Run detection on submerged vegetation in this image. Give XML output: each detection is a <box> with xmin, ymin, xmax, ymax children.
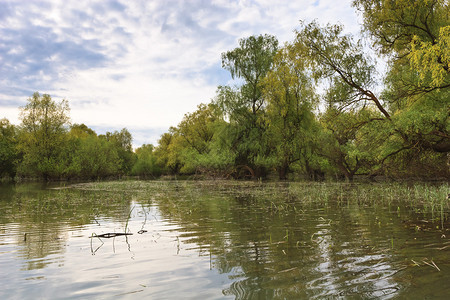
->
<box><xmin>1</xmin><ymin>0</ymin><xmax>449</xmax><ymax>181</ymax></box>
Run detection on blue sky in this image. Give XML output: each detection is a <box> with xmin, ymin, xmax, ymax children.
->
<box><xmin>0</xmin><ymin>0</ymin><xmax>362</xmax><ymax>147</ymax></box>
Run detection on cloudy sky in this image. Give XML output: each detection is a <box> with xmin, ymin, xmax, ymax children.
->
<box><xmin>0</xmin><ymin>0</ymin><xmax>362</xmax><ymax>147</ymax></box>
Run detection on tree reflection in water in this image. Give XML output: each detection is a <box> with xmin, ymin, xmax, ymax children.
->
<box><xmin>0</xmin><ymin>180</ymin><xmax>448</xmax><ymax>299</ymax></box>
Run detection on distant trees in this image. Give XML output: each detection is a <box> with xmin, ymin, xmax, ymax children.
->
<box><xmin>103</xmin><ymin>128</ymin><xmax>134</xmax><ymax>175</ymax></box>
<box><xmin>0</xmin><ymin>118</ymin><xmax>18</xmax><ymax>178</ymax></box>
<box><xmin>152</xmin><ymin>103</ymin><xmax>231</xmax><ymax>176</ymax></box>
<box><xmin>131</xmin><ymin>144</ymin><xmax>161</xmax><ymax>177</ymax></box>
<box><xmin>172</xmin><ymin>103</ymin><xmax>225</xmax><ymax>174</ymax></box>
<box><xmin>68</xmin><ymin>130</ymin><xmax>122</xmax><ymax>179</ymax></box>
<box><xmin>0</xmin><ymin>93</ymin><xmax>139</xmax><ymax>181</ymax></box>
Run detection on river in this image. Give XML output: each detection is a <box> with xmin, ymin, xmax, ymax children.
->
<box><xmin>0</xmin><ymin>180</ymin><xmax>448</xmax><ymax>299</ymax></box>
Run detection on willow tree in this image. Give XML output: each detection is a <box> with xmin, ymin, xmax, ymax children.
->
<box><xmin>319</xmin><ymin>106</ymin><xmax>388</xmax><ymax>181</ymax></box>
<box><xmin>176</xmin><ymin>103</ymin><xmax>219</xmax><ymax>155</ymax></box>
<box><xmin>353</xmin><ymin>0</ymin><xmax>449</xmax><ymax>163</ymax></box>
<box><xmin>294</xmin><ymin>21</ymin><xmax>388</xmax><ymax>118</ymax></box>
<box><xmin>261</xmin><ymin>44</ymin><xmax>318</xmax><ymax>179</ymax></box>
<box><xmin>353</xmin><ymin>0</ymin><xmax>449</xmax><ymax>89</ymax></box>
<box><xmin>172</xmin><ymin>103</ymin><xmax>227</xmax><ymax>174</ymax></box>
<box><xmin>218</xmin><ymin>34</ymin><xmax>278</xmax><ymax>178</ymax></box>
<box><xmin>221</xmin><ymin>34</ymin><xmax>279</xmax><ymax>116</ymax></box>
<box><xmin>154</xmin><ymin>129</ymin><xmax>182</xmax><ymax>175</ymax></box>
<box><xmin>18</xmin><ymin>92</ymin><xmax>70</xmax><ymax>179</ymax></box>
<box><xmin>295</xmin><ymin>17</ymin><xmax>449</xmax><ymax>178</ymax></box>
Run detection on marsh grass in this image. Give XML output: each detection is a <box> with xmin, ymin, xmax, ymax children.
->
<box><xmin>6</xmin><ymin>185</ymin><xmax>132</xmax><ymax>226</ymax></box>
<box><xmin>67</xmin><ymin>180</ymin><xmax>449</xmax><ymax>228</ymax></box>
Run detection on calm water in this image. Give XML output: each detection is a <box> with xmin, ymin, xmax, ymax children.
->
<box><xmin>0</xmin><ymin>180</ymin><xmax>449</xmax><ymax>299</ymax></box>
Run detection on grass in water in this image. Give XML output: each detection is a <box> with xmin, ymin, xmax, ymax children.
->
<box><xmin>69</xmin><ymin>180</ymin><xmax>449</xmax><ymax>228</ymax></box>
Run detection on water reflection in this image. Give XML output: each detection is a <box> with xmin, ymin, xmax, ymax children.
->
<box><xmin>0</xmin><ymin>183</ymin><xmax>133</xmax><ymax>272</ymax></box>
<box><xmin>0</xmin><ymin>181</ymin><xmax>448</xmax><ymax>299</ymax></box>
<box><xmin>148</xmin><ymin>181</ymin><xmax>449</xmax><ymax>299</ymax></box>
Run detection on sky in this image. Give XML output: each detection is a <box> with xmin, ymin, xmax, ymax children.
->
<box><xmin>0</xmin><ymin>0</ymin><xmax>363</xmax><ymax>148</ymax></box>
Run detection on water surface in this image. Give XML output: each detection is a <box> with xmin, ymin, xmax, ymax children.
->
<box><xmin>0</xmin><ymin>181</ymin><xmax>448</xmax><ymax>299</ymax></box>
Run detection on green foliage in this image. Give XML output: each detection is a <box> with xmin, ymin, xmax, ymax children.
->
<box><xmin>131</xmin><ymin>144</ymin><xmax>161</xmax><ymax>177</ymax></box>
<box><xmin>176</xmin><ymin>103</ymin><xmax>219</xmax><ymax>155</ymax></box>
<box><xmin>0</xmin><ymin>118</ymin><xmax>18</xmax><ymax>178</ymax></box>
<box><xmin>70</xmin><ymin>123</ymin><xmax>96</xmax><ymax>138</ymax></box>
<box><xmin>319</xmin><ymin>107</ymin><xmax>386</xmax><ymax>180</ymax></box>
<box><xmin>69</xmin><ymin>135</ymin><xmax>121</xmax><ymax>179</ymax></box>
<box><xmin>410</xmin><ymin>25</ymin><xmax>450</xmax><ymax>88</ymax></box>
<box><xmin>103</xmin><ymin>128</ymin><xmax>135</xmax><ymax>174</ymax></box>
<box><xmin>222</xmin><ymin>34</ymin><xmax>278</xmax><ymax>113</ymax></box>
<box><xmin>3</xmin><ymin>93</ymin><xmax>137</xmax><ymax>180</ymax></box>
<box><xmin>261</xmin><ymin>44</ymin><xmax>318</xmax><ymax>179</ymax></box>
<box><xmin>294</xmin><ymin>21</ymin><xmax>390</xmax><ymax>119</ymax></box>
<box><xmin>154</xmin><ymin>130</ymin><xmax>182</xmax><ymax>175</ymax></box>
<box><xmin>353</xmin><ymin>0</ymin><xmax>448</xmax><ymax>55</ymax></box>
<box><xmin>152</xmin><ymin>103</ymin><xmax>234</xmax><ymax>177</ymax></box>
<box><xmin>17</xmin><ymin>92</ymin><xmax>71</xmax><ymax>179</ymax></box>
<box><xmin>382</xmin><ymin>61</ymin><xmax>450</xmax><ymax>154</ymax></box>
<box><xmin>353</xmin><ymin>0</ymin><xmax>450</xmax><ymax>91</ymax></box>
<box><xmin>389</xmin><ymin>90</ymin><xmax>450</xmax><ymax>158</ymax></box>
<box><xmin>215</xmin><ymin>35</ymin><xmax>279</xmax><ymax>177</ymax></box>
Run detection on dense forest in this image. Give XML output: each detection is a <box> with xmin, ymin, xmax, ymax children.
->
<box><xmin>1</xmin><ymin>0</ymin><xmax>449</xmax><ymax>181</ymax></box>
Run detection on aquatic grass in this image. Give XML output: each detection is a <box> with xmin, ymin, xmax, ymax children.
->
<box><xmin>69</xmin><ymin>180</ymin><xmax>449</xmax><ymax>227</ymax></box>
<box><xmin>7</xmin><ymin>185</ymin><xmax>135</xmax><ymax>227</ymax></box>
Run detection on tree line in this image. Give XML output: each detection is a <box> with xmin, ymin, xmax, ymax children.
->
<box><xmin>1</xmin><ymin>0</ymin><xmax>448</xmax><ymax>181</ymax></box>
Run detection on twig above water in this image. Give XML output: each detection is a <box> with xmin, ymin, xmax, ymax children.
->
<box><xmin>91</xmin><ymin>233</ymin><xmax>133</xmax><ymax>239</ymax></box>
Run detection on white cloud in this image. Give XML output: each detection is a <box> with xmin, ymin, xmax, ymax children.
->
<box><xmin>0</xmin><ymin>0</ymin><xmax>361</xmax><ymax>146</ymax></box>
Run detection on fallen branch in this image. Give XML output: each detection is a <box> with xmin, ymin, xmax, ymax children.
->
<box><xmin>92</xmin><ymin>233</ymin><xmax>133</xmax><ymax>239</ymax></box>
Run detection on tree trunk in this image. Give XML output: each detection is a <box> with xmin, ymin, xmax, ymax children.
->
<box><xmin>337</xmin><ymin>163</ymin><xmax>353</xmax><ymax>182</ymax></box>
<box><xmin>278</xmin><ymin>165</ymin><xmax>288</xmax><ymax>180</ymax></box>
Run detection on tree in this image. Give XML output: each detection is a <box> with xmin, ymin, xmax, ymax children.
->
<box><xmin>319</xmin><ymin>107</ymin><xmax>385</xmax><ymax>181</ymax></box>
<box><xmin>131</xmin><ymin>144</ymin><xmax>161</xmax><ymax>177</ymax></box>
<box><xmin>261</xmin><ymin>44</ymin><xmax>318</xmax><ymax>179</ymax></box>
<box><xmin>18</xmin><ymin>92</ymin><xmax>70</xmax><ymax>179</ymax></box>
<box><xmin>353</xmin><ymin>0</ymin><xmax>448</xmax><ymax>68</ymax></box>
<box><xmin>294</xmin><ymin>18</ymin><xmax>449</xmax><ymax>177</ymax></box>
<box><xmin>173</xmin><ymin>103</ymin><xmax>231</xmax><ymax>175</ymax></box>
<box><xmin>0</xmin><ymin>118</ymin><xmax>18</xmax><ymax>178</ymax></box>
<box><xmin>103</xmin><ymin>128</ymin><xmax>135</xmax><ymax>174</ymax></box>
<box><xmin>353</xmin><ymin>0</ymin><xmax>450</xmax><ymax>154</ymax></box>
<box><xmin>176</xmin><ymin>103</ymin><xmax>219</xmax><ymax>155</ymax></box>
<box><xmin>222</xmin><ymin>34</ymin><xmax>279</xmax><ymax>115</ymax></box>
<box><xmin>353</xmin><ymin>0</ymin><xmax>449</xmax><ymax>92</ymax></box>
<box><xmin>70</xmin><ymin>123</ymin><xmax>97</xmax><ymax>138</ymax></box>
<box><xmin>409</xmin><ymin>25</ymin><xmax>450</xmax><ymax>88</ymax></box>
<box><xmin>294</xmin><ymin>21</ymin><xmax>390</xmax><ymax>118</ymax></box>
<box><xmin>217</xmin><ymin>34</ymin><xmax>279</xmax><ymax>178</ymax></box>
<box><xmin>154</xmin><ymin>130</ymin><xmax>182</xmax><ymax>175</ymax></box>
<box><xmin>70</xmin><ymin>135</ymin><xmax>121</xmax><ymax>179</ymax></box>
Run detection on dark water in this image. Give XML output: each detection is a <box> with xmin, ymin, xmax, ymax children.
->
<box><xmin>0</xmin><ymin>180</ymin><xmax>448</xmax><ymax>299</ymax></box>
